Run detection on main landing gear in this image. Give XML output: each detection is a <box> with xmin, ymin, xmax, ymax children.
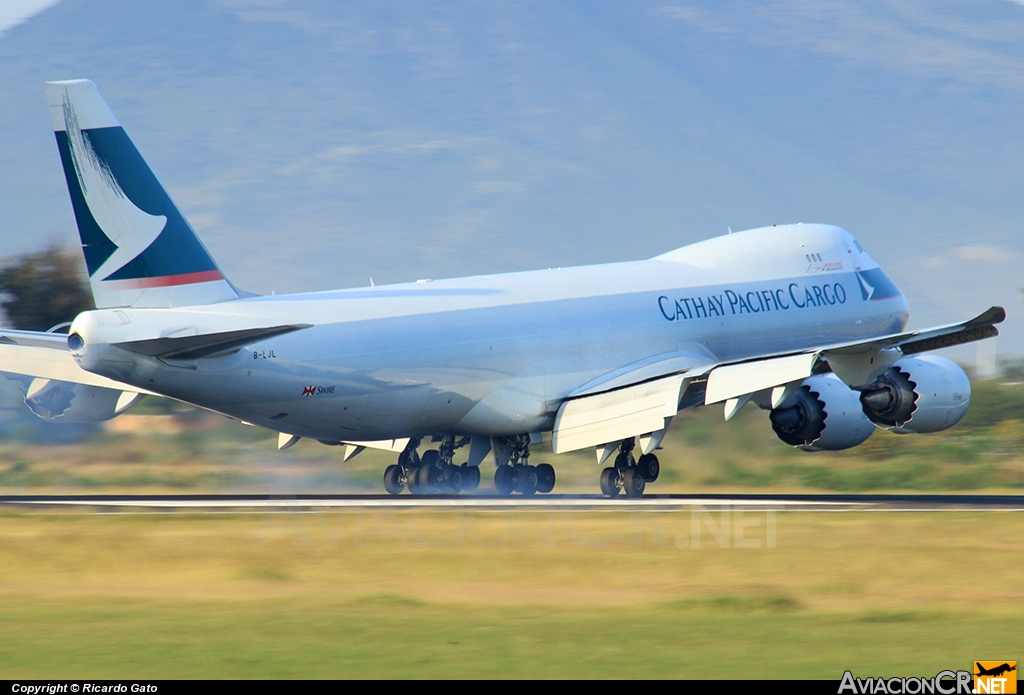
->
<box><xmin>492</xmin><ymin>435</ymin><xmax>555</xmax><ymax>496</ymax></box>
<box><xmin>599</xmin><ymin>437</ymin><xmax>659</xmax><ymax>498</ymax></box>
<box><xmin>383</xmin><ymin>436</ymin><xmax>481</xmax><ymax>496</ymax></box>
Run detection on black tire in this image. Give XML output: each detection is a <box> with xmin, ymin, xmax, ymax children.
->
<box><xmin>614</xmin><ymin>450</ymin><xmax>635</xmax><ymax>470</ymax></box>
<box><xmin>383</xmin><ymin>464</ymin><xmax>405</xmax><ymax>495</ymax></box>
<box><xmin>444</xmin><ymin>465</ymin><xmax>464</xmax><ymax>491</ymax></box>
<box><xmin>461</xmin><ymin>464</ymin><xmax>481</xmax><ymax>490</ymax></box>
<box><xmin>518</xmin><ymin>465</ymin><xmax>538</xmax><ymax>496</ymax></box>
<box><xmin>599</xmin><ymin>467</ymin><xmax>620</xmax><ymax>497</ymax></box>
<box><xmin>637</xmin><ymin>453</ymin><xmax>660</xmax><ymax>482</ymax></box>
<box><xmin>494</xmin><ymin>466</ymin><xmax>515</xmax><ymax>496</ymax></box>
<box><xmin>535</xmin><ymin>463</ymin><xmax>555</xmax><ymax>493</ymax></box>
<box><xmin>416</xmin><ymin>463</ymin><xmax>441</xmax><ymax>492</ymax></box>
<box><xmin>623</xmin><ymin>468</ymin><xmax>646</xmax><ymax>498</ymax></box>
<box><xmin>420</xmin><ymin>449</ymin><xmax>440</xmax><ymax>468</ymax></box>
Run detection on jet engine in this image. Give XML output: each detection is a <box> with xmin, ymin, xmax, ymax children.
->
<box><xmin>769</xmin><ymin>374</ymin><xmax>874</xmax><ymax>451</ymax></box>
<box><xmin>858</xmin><ymin>355</ymin><xmax>970</xmax><ymax>434</ymax></box>
<box><xmin>21</xmin><ymin>378</ymin><xmax>142</xmax><ymax>423</ymax></box>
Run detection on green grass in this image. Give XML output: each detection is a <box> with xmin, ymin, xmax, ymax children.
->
<box><xmin>1</xmin><ymin>596</ymin><xmax>1018</xmax><ymax>678</ymax></box>
<box><xmin>0</xmin><ymin>510</ymin><xmax>1020</xmax><ymax>678</ymax></box>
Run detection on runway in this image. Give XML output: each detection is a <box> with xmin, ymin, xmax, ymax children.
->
<box><xmin>1</xmin><ymin>492</ymin><xmax>1022</xmax><ymax>512</ymax></box>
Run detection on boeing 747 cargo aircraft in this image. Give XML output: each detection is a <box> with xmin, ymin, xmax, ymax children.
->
<box><xmin>0</xmin><ymin>80</ymin><xmax>1004</xmax><ymax>496</ymax></box>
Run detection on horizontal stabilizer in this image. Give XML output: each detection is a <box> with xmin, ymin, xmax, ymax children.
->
<box><xmin>0</xmin><ymin>339</ymin><xmax>149</xmax><ymax>393</ymax></box>
<box><xmin>116</xmin><ymin>324</ymin><xmax>311</xmax><ymax>360</ymax></box>
<box><xmin>0</xmin><ymin>329</ymin><xmax>71</xmax><ymax>351</ymax></box>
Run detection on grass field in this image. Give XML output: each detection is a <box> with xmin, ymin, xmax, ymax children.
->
<box><xmin>0</xmin><ymin>509</ymin><xmax>1020</xmax><ymax>678</ymax></box>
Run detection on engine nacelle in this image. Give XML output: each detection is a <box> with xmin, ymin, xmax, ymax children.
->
<box><xmin>23</xmin><ymin>378</ymin><xmax>142</xmax><ymax>423</ymax></box>
<box><xmin>770</xmin><ymin>374</ymin><xmax>874</xmax><ymax>451</ymax></box>
<box><xmin>858</xmin><ymin>355</ymin><xmax>970</xmax><ymax>434</ymax></box>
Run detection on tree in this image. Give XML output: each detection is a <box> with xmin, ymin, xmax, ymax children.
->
<box><xmin>0</xmin><ymin>246</ymin><xmax>95</xmax><ymax>331</ymax></box>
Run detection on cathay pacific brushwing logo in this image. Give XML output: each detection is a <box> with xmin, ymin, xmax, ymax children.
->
<box><xmin>855</xmin><ymin>268</ymin><xmax>902</xmax><ymax>302</ymax></box>
<box><xmin>62</xmin><ymin>94</ymin><xmax>166</xmax><ymax>281</ymax></box>
<box><xmin>857</xmin><ymin>271</ymin><xmax>876</xmax><ymax>300</ymax></box>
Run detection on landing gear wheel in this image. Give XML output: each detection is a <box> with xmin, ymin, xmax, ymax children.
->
<box><xmin>416</xmin><ymin>463</ymin><xmax>442</xmax><ymax>493</ymax></box>
<box><xmin>406</xmin><ymin>469</ymin><xmax>422</xmax><ymax>495</ymax></box>
<box><xmin>623</xmin><ymin>468</ymin><xmax>646</xmax><ymax>498</ymax></box>
<box><xmin>420</xmin><ymin>449</ymin><xmax>440</xmax><ymax>468</ymax></box>
<box><xmin>637</xmin><ymin>453</ymin><xmax>660</xmax><ymax>482</ymax></box>
<box><xmin>443</xmin><ymin>465</ymin><xmax>464</xmax><ymax>492</ymax></box>
<box><xmin>383</xmin><ymin>464</ymin><xmax>405</xmax><ymax>495</ymax></box>
<box><xmin>518</xmin><ymin>465</ymin><xmax>539</xmax><ymax>496</ymax></box>
<box><xmin>461</xmin><ymin>464</ymin><xmax>480</xmax><ymax>490</ymax></box>
<box><xmin>535</xmin><ymin>463</ymin><xmax>555</xmax><ymax>493</ymax></box>
<box><xmin>494</xmin><ymin>466</ymin><xmax>515</xmax><ymax>496</ymax></box>
<box><xmin>600</xmin><ymin>467</ymin><xmax>621</xmax><ymax>497</ymax></box>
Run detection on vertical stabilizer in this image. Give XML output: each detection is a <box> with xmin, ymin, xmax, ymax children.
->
<box><xmin>44</xmin><ymin>79</ymin><xmax>239</xmax><ymax>309</ymax></box>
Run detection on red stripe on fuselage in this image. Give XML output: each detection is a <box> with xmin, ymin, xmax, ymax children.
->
<box><xmin>102</xmin><ymin>269</ymin><xmax>224</xmax><ymax>289</ymax></box>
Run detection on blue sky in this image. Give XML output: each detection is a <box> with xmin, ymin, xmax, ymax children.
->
<box><xmin>1</xmin><ymin>0</ymin><xmax>1022</xmax><ymax>359</ymax></box>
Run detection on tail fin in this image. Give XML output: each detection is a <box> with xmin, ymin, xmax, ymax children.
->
<box><xmin>44</xmin><ymin>79</ymin><xmax>238</xmax><ymax>309</ymax></box>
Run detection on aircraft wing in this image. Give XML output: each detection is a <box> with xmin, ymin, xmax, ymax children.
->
<box><xmin>815</xmin><ymin>305</ymin><xmax>1005</xmax><ymax>357</ymax></box>
<box><xmin>704</xmin><ymin>305</ymin><xmax>1005</xmax><ymax>404</ymax></box>
<box><xmin>550</xmin><ymin>306</ymin><xmax>1004</xmax><ymax>454</ymax></box>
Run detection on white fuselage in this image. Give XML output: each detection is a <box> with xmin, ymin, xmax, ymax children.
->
<box><xmin>69</xmin><ymin>224</ymin><xmax>909</xmax><ymax>441</ymax></box>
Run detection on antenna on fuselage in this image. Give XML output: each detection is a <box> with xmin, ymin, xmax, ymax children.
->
<box><xmin>728</xmin><ymin>227</ymin><xmax>732</xmax><ymax>235</ymax></box>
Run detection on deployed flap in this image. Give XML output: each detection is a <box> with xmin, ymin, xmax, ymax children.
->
<box><xmin>116</xmin><ymin>324</ymin><xmax>311</xmax><ymax>360</ymax></box>
<box><xmin>0</xmin><ymin>341</ymin><xmax>148</xmax><ymax>393</ymax></box>
<box><xmin>340</xmin><ymin>438</ymin><xmax>410</xmax><ymax>454</ymax></box>
<box><xmin>704</xmin><ymin>353</ymin><xmax>818</xmax><ymax>405</ymax></box>
<box><xmin>552</xmin><ymin>374</ymin><xmax>686</xmax><ymax>454</ymax></box>
<box><xmin>278</xmin><ymin>433</ymin><xmax>301</xmax><ymax>450</ymax></box>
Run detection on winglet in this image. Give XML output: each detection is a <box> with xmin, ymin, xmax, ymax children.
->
<box><xmin>964</xmin><ymin>306</ymin><xmax>1006</xmax><ymax>328</ymax></box>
